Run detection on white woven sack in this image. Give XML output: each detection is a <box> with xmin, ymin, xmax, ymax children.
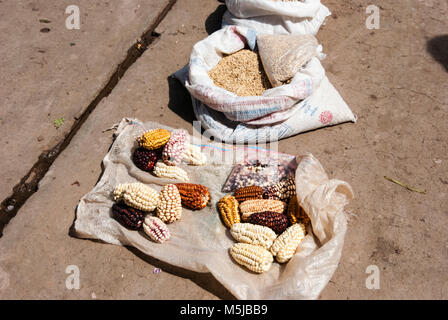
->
<box><xmin>185</xmin><ymin>25</ymin><xmax>325</xmax><ymax>124</ymax></box>
<box><xmin>223</xmin><ymin>0</ymin><xmax>331</xmax><ymax>35</ymax></box>
<box><xmin>175</xmin><ymin>66</ymin><xmax>356</xmax><ymax>144</ymax></box>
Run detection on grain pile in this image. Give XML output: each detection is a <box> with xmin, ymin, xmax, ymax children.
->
<box><xmin>208</xmin><ymin>49</ymin><xmax>271</xmax><ymax>97</ymax></box>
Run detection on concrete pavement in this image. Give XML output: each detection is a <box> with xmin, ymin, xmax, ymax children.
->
<box><xmin>0</xmin><ymin>0</ymin><xmax>447</xmax><ymax>299</ymax></box>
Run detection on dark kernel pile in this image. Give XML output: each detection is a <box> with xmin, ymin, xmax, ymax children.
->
<box><xmin>112</xmin><ymin>203</ymin><xmax>145</xmax><ymax>230</ymax></box>
<box><xmin>248</xmin><ymin>211</ymin><xmax>289</xmax><ymax>234</ymax></box>
<box><xmin>132</xmin><ymin>147</ymin><xmax>159</xmax><ymax>172</ymax></box>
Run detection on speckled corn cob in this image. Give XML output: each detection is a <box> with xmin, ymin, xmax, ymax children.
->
<box><xmin>270</xmin><ymin>223</ymin><xmax>306</xmax><ymax>263</ymax></box>
<box><xmin>153</xmin><ymin>161</ymin><xmax>189</xmax><ymax>181</ymax></box>
<box><xmin>156</xmin><ymin>184</ymin><xmax>182</xmax><ymax>223</ymax></box>
<box><xmin>182</xmin><ymin>144</ymin><xmax>207</xmax><ymax>166</ymax></box>
<box><xmin>263</xmin><ymin>178</ymin><xmax>296</xmax><ymax>201</ymax></box>
<box><xmin>230</xmin><ymin>223</ymin><xmax>277</xmax><ymax>249</ymax></box>
<box><xmin>112</xmin><ymin>203</ymin><xmax>145</xmax><ymax>230</ymax></box>
<box><xmin>175</xmin><ymin>183</ymin><xmax>210</xmax><ymax>210</ymax></box>
<box><xmin>162</xmin><ymin>129</ymin><xmax>189</xmax><ymax>166</ymax></box>
<box><xmin>143</xmin><ymin>216</ymin><xmax>171</xmax><ymax>243</ymax></box>
<box><xmin>239</xmin><ymin>199</ymin><xmax>286</xmax><ymax>221</ymax></box>
<box><xmin>248</xmin><ymin>211</ymin><xmax>289</xmax><ymax>234</ymax></box>
<box><xmin>137</xmin><ymin>128</ymin><xmax>171</xmax><ymax>151</ymax></box>
<box><xmin>230</xmin><ymin>243</ymin><xmax>273</xmax><ymax>274</ymax></box>
<box><xmin>218</xmin><ymin>195</ymin><xmax>240</xmax><ymax>228</ymax></box>
<box><xmin>286</xmin><ymin>196</ymin><xmax>310</xmax><ymax>226</ymax></box>
<box><xmin>113</xmin><ymin>183</ymin><xmax>159</xmax><ymax>212</ymax></box>
<box><xmin>132</xmin><ymin>147</ymin><xmax>159</xmax><ymax>172</ymax></box>
<box><xmin>234</xmin><ymin>186</ymin><xmax>263</xmax><ymax>203</ymax></box>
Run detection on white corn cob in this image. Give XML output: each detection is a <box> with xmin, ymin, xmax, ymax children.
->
<box><xmin>113</xmin><ymin>183</ymin><xmax>159</xmax><ymax>212</ymax></box>
<box><xmin>239</xmin><ymin>199</ymin><xmax>286</xmax><ymax>221</ymax></box>
<box><xmin>230</xmin><ymin>223</ymin><xmax>277</xmax><ymax>249</ymax></box>
<box><xmin>156</xmin><ymin>184</ymin><xmax>182</xmax><ymax>223</ymax></box>
<box><xmin>270</xmin><ymin>223</ymin><xmax>306</xmax><ymax>263</ymax></box>
<box><xmin>153</xmin><ymin>161</ymin><xmax>189</xmax><ymax>181</ymax></box>
<box><xmin>230</xmin><ymin>243</ymin><xmax>273</xmax><ymax>274</ymax></box>
<box><xmin>182</xmin><ymin>144</ymin><xmax>206</xmax><ymax>166</ymax></box>
<box><xmin>143</xmin><ymin>216</ymin><xmax>171</xmax><ymax>243</ymax></box>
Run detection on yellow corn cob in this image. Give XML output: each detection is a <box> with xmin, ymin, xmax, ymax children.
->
<box><xmin>218</xmin><ymin>195</ymin><xmax>240</xmax><ymax>228</ymax></box>
<box><xmin>230</xmin><ymin>243</ymin><xmax>273</xmax><ymax>274</ymax></box>
<box><xmin>239</xmin><ymin>199</ymin><xmax>286</xmax><ymax>221</ymax></box>
<box><xmin>230</xmin><ymin>223</ymin><xmax>277</xmax><ymax>249</ymax></box>
<box><xmin>270</xmin><ymin>223</ymin><xmax>306</xmax><ymax>263</ymax></box>
<box><xmin>137</xmin><ymin>128</ymin><xmax>171</xmax><ymax>150</ymax></box>
<box><xmin>156</xmin><ymin>184</ymin><xmax>182</xmax><ymax>223</ymax></box>
<box><xmin>153</xmin><ymin>161</ymin><xmax>189</xmax><ymax>181</ymax></box>
<box><xmin>287</xmin><ymin>196</ymin><xmax>311</xmax><ymax>226</ymax></box>
<box><xmin>113</xmin><ymin>183</ymin><xmax>159</xmax><ymax>212</ymax></box>
<box><xmin>182</xmin><ymin>144</ymin><xmax>207</xmax><ymax>166</ymax></box>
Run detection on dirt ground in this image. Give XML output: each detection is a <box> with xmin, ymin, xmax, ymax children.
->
<box><xmin>0</xmin><ymin>0</ymin><xmax>447</xmax><ymax>299</ymax></box>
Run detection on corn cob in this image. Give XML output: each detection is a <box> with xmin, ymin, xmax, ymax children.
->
<box><xmin>143</xmin><ymin>216</ymin><xmax>171</xmax><ymax>243</ymax></box>
<box><xmin>230</xmin><ymin>223</ymin><xmax>277</xmax><ymax>249</ymax></box>
<box><xmin>286</xmin><ymin>195</ymin><xmax>310</xmax><ymax>226</ymax></box>
<box><xmin>132</xmin><ymin>147</ymin><xmax>159</xmax><ymax>172</ymax></box>
<box><xmin>182</xmin><ymin>144</ymin><xmax>207</xmax><ymax>166</ymax></box>
<box><xmin>270</xmin><ymin>223</ymin><xmax>306</xmax><ymax>263</ymax></box>
<box><xmin>218</xmin><ymin>195</ymin><xmax>240</xmax><ymax>228</ymax></box>
<box><xmin>239</xmin><ymin>199</ymin><xmax>286</xmax><ymax>221</ymax></box>
<box><xmin>175</xmin><ymin>183</ymin><xmax>210</xmax><ymax>210</ymax></box>
<box><xmin>234</xmin><ymin>186</ymin><xmax>263</xmax><ymax>203</ymax></box>
<box><xmin>112</xmin><ymin>203</ymin><xmax>145</xmax><ymax>230</ymax></box>
<box><xmin>248</xmin><ymin>211</ymin><xmax>289</xmax><ymax>234</ymax></box>
<box><xmin>156</xmin><ymin>184</ymin><xmax>182</xmax><ymax>223</ymax></box>
<box><xmin>230</xmin><ymin>243</ymin><xmax>273</xmax><ymax>274</ymax></box>
<box><xmin>113</xmin><ymin>183</ymin><xmax>159</xmax><ymax>212</ymax></box>
<box><xmin>137</xmin><ymin>128</ymin><xmax>171</xmax><ymax>151</ymax></box>
<box><xmin>153</xmin><ymin>161</ymin><xmax>189</xmax><ymax>181</ymax></box>
<box><xmin>162</xmin><ymin>129</ymin><xmax>189</xmax><ymax>166</ymax></box>
<box><xmin>263</xmin><ymin>178</ymin><xmax>296</xmax><ymax>201</ymax></box>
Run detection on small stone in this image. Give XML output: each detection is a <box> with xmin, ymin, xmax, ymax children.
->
<box><xmin>153</xmin><ymin>268</ymin><xmax>161</xmax><ymax>274</ymax></box>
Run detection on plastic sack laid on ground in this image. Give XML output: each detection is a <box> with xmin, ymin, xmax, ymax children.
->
<box><xmin>73</xmin><ymin>118</ymin><xmax>354</xmax><ymax>300</ymax></box>
<box><xmin>222</xmin><ymin>0</ymin><xmax>331</xmax><ymax>35</ymax></box>
<box><xmin>186</xmin><ymin>25</ymin><xmax>325</xmax><ymax>125</ymax></box>
<box><xmin>175</xmin><ymin>25</ymin><xmax>356</xmax><ymax>144</ymax></box>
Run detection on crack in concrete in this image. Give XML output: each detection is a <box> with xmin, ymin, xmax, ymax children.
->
<box><xmin>0</xmin><ymin>0</ymin><xmax>178</xmax><ymax>237</ymax></box>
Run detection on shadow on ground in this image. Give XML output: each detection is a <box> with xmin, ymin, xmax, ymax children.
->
<box><xmin>167</xmin><ymin>76</ymin><xmax>196</xmax><ymax>124</ymax></box>
<box><xmin>127</xmin><ymin>246</ymin><xmax>236</xmax><ymax>300</ymax></box>
<box><xmin>205</xmin><ymin>3</ymin><xmax>227</xmax><ymax>35</ymax></box>
<box><xmin>427</xmin><ymin>35</ymin><xmax>448</xmax><ymax>72</ymax></box>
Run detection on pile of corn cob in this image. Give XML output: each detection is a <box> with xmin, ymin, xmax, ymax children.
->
<box><xmin>218</xmin><ymin>179</ymin><xmax>310</xmax><ymax>274</ymax></box>
<box><xmin>111</xmin><ymin>179</ymin><xmax>210</xmax><ymax>243</ymax></box>
<box><xmin>132</xmin><ymin>128</ymin><xmax>207</xmax><ymax>181</ymax></box>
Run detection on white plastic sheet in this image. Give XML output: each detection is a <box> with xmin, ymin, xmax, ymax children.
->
<box><xmin>73</xmin><ymin>118</ymin><xmax>354</xmax><ymax>300</ymax></box>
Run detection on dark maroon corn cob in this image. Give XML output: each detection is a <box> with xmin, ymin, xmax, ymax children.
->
<box><xmin>132</xmin><ymin>147</ymin><xmax>158</xmax><ymax>172</ymax></box>
<box><xmin>112</xmin><ymin>203</ymin><xmax>145</xmax><ymax>230</ymax></box>
<box><xmin>248</xmin><ymin>211</ymin><xmax>289</xmax><ymax>234</ymax></box>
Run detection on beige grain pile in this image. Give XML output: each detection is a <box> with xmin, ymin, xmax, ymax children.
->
<box><xmin>208</xmin><ymin>49</ymin><xmax>271</xmax><ymax>97</ymax></box>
